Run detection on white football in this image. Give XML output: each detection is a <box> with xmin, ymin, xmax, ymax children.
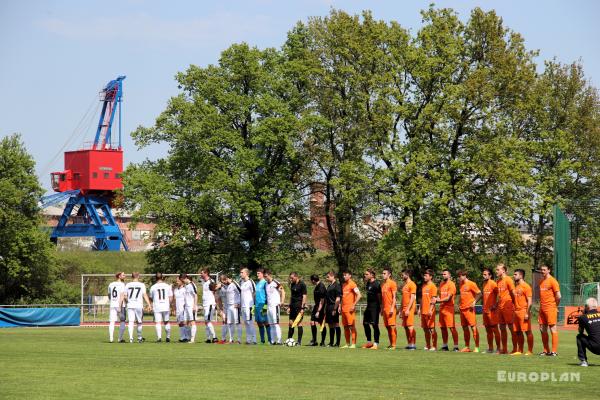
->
<box><xmin>285</xmin><ymin>338</ymin><xmax>296</xmax><ymax>347</ymax></box>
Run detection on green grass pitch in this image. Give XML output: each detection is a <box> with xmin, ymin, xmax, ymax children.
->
<box><xmin>0</xmin><ymin>325</ymin><xmax>597</xmax><ymax>399</ymax></box>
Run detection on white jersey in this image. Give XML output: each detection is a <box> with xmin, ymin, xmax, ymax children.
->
<box><xmin>240</xmin><ymin>279</ymin><xmax>256</xmax><ymax>308</ymax></box>
<box><xmin>266</xmin><ymin>280</ymin><xmax>281</xmax><ymax>307</ymax></box>
<box><xmin>108</xmin><ymin>281</ymin><xmax>125</xmax><ymax>308</ymax></box>
<box><xmin>225</xmin><ymin>281</ymin><xmax>241</xmax><ymax>306</ymax></box>
<box><xmin>149</xmin><ymin>282</ymin><xmax>173</xmax><ymax>313</ymax></box>
<box><xmin>201</xmin><ymin>278</ymin><xmax>216</xmax><ymax>307</ymax></box>
<box><xmin>125</xmin><ymin>281</ymin><xmax>146</xmax><ymax>309</ymax></box>
<box><xmin>184</xmin><ymin>282</ymin><xmax>197</xmax><ymax>308</ymax></box>
<box><xmin>174</xmin><ymin>286</ymin><xmax>186</xmax><ymax>314</ymax></box>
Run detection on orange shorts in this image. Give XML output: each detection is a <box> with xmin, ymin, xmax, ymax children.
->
<box><xmin>439</xmin><ymin>309</ymin><xmax>455</xmax><ymax>328</ymax></box>
<box><xmin>497</xmin><ymin>306</ymin><xmax>514</xmax><ymax>325</ymax></box>
<box><xmin>401</xmin><ymin>308</ymin><xmax>415</xmax><ymax>327</ymax></box>
<box><xmin>459</xmin><ymin>308</ymin><xmax>476</xmax><ymax>327</ymax></box>
<box><xmin>382</xmin><ymin>309</ymin><xmax>397</xmax><ymax>327</ymax></box>
<box><xmin>513</xmin><ymin>310</ymin><xmax>531</xmax><ymax>332</ymax></box>
<box><xmin>341</xmin><ymin>311</ymin><xmax>355</xmax><ymax>326</ymax></box>
<box><xmin>421</xmin><ymin>312</ymin><xmax>436</xmax><ymax>329</ymax></box>
<box><xmin>483</xmin><ymin>310</ymin><xmax>499</xmax><ymax>326</ymax></box>
<box><xmin>538</xmin><ymin>307</ymin><xmax>558</xmax><ymax>326</ymax></box>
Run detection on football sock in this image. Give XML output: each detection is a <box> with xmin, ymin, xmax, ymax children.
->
<box><xmin>551</xmin><ymin>331</ymin><xmax>558</xmax><ymax>353</ymax></box>
<box><xmin>364</xmin><ymin>323</ymin><xmax>372</xmax><ymax>342</ymax></box>
<box><xmin>155</xmin><ymin>323</ymin><xmax>162</xmax><ymax>340</ymax></box>
<box><xmin>227</xmin><ymin>324</ymin><xmax>235</xmax><ymax>341</ymax></box>
<box><xmin>473</xmin><ymin>327</ymin><xmax>479</xmax><ymax>348</ymax></box>
<box><xmin>493</xmin><ymin>326</ymin><xmax>500</xmax><ymax>349</ymax></box>
<box><xmin>335</xmin><ymin>327</ymin><xmax>341</xmax><ymax>346</ymax></box>
<box><xmin>311</xmin><ymin>325</ymin><xmax>317</xmax><ymax>342</ymax></box>
<box><xmin>486</xmin><ymin>328</ymin><xmax>493</xmax><ymax>349</ymax></box>
<box><xmin>526</xmin><ymin>331</ymin><xmax>534</xmax><ymax>352</ymax></box>
<box><xmin>541</xmin><ymin>330</ymin><xmax>549</xmax><ymax>353</ymax></box>
<box><xmin>450</xmin><ymin>327</ymin><xmax>458</xmax><ymax>346</ymax></box>
<box><xmin>274</xmin><ymin>324</ymin><xmax>282</xmax><ymax>343</ymax></box>
<box><xmin>259</xmin><ymin>325</ymin><xmax>265</xmax><ymax>342</ymax></box>
<box><xmin>118</xmin><ymin>321</ymin><xmax>125</xmax><ymax>341</ymax></box>
<box><xmin>208</xmin><ymin>322</ymin><xmax>215</xmax><ymax>340</ymax></box>
<box><xmin>221</xmin><ymin>324</ymin><xmax>228</xmax><ymax>341</ymax></box>
<box><xmin>373</xmin><ymin>325</ymin><xmax>380</xmax><ymax>344</ymax></box>
<box><xmin>344</xmin><ymin>327</ymin><xmax>351</xmax><ymax>344</ymax></box>
<box><xmin>329</xmin><ymin>327</ymin><xmax>334</xmax><ymax>345</ymax></box>
<box><xmin>236</xmin><ymin>324</ymin><xmax>242</xmax><ymax>341</ymax></box>
<box><xmin>320</xmin><ymin>327</ymin><xmax>327</xmax><ymax>345</ymax></box>
<box><xmin>463</xmin><ymin>327</ymin><xmax>471</xmax><ymax>347</ymax></box>
<box><xmin>432</xmin><ymin>330</ymin><xmax>438</xmax><ymax>348</ymax></box>
<box><xmin>424</xmin><ymin>329</ymin><xmax>430</xmax><ymax>348</ymax></box>
<box><xmin>164</xmin><ymin>323</ymin><xmax>171</xmax><ymax>339</ymax></box>
<box><xmin>288</xmin><ymin>326</ymin><xmax>295</xmax><ymax>339</ymax></box>
<box><xmin>109</xmin><ymin>321</ymin><xmax>115</xmax><ymax>341</ymax></box>
<box><xmin>266</xmin><ymin>324</ymin><xmax>272</xmax><ymax>343</ymax></box>
<box><xmin>500</xmin><ymin>326</ymin><xmax>508</xmax><ymax>352</ymax></box>
<box><xmin>137</xmin><ymin>324</ymin><xmax>143</xmax><ymax>340</ymax></box>
<box><xmin>441</xmin><ymin>327</ymin><xmax>448</xmax><ymax>345</ymax></box>
<box><xmin>128</xmin><ymin>321</ymin><xmax>134</xmax><ymax>340</ymax></box>
<box><xmin>297</xmin><ymin>326</ymin><xmax>303</xmax><ymax>344</ymax></box>
<box><xmin>190</xmin><ymin>325</ymin><xmax>196</xmax><ymax>341</ymax></box>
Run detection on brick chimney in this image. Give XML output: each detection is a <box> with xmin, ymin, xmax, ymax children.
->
<box><xmin>310</xmin><ymin>182</ymin><xmax>332</xmax><ymax>251</ymax></box>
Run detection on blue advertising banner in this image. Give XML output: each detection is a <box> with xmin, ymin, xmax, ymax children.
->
<box><xmin>0</xmin><ymin>308</ymin><xmax>80</xmax><ymax>328</ymax></box>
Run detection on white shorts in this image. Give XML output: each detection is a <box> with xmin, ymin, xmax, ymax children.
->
<box><xmin>241</xmin><ymin>306</ymin><xmax>253</xmax><ymax>322</ymax></box>
<box><xmin>226</xmin><ymin>306</ymin><xmax>240</xmax><ymax>324</ymax></box>
<box><xmin>183</xmin><ymin>307</ymin><xmax>196</xmax><ymax>322</ymax></box>
<box><xmin>203</xmin><ymin>304</ymin><xmax>216</xmax><ymax>322</ymax></box>
<box><xmin>127</xmin><ymin>308</ymin><xmax>143</xmax><ymax>323</ymax></box>
<box><xmin>109</xmin><ymin>307</ymin><xmax>126</xmax><ymax>322</ymax></box>
<box><xmin>267</xmin><ymin>305</ymin><xmax>280</xmax><ymax>324</ymax></box>
<box><xmin>154</xmin><ymin>311</ymin><xmax>170</xmax><ymax>323</ymax></box>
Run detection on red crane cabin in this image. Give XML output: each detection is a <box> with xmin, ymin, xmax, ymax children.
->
<box><xmin>51</xmin><ymin>148</ymin><xmax>123</xmax><ymax>194</ymax></box>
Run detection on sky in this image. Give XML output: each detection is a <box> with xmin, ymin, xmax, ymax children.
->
<box><xmin>1</xmin><ymin>0</ymin><xmax>599</xmax><ymax>193</ymax></box>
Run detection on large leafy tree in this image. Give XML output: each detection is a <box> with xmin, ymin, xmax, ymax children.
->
<box><xmin>124</xmin><ymin>44</ymin><xmax>311</xmax><ymax>272</ymax></box>
<box><xmin>521</xmin><ymin>60</ymin><xmax>600</xmax><ymax>274</ymax></box>
<box><xmin>0</xmin><ymin>134</ymin><xmax>56</xmax><ymax>302</ymax></box>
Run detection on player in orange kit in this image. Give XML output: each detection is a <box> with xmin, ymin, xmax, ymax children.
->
<box><xmin>341</xmin><ymin>270</ymin><xmax>361</xmax><ymax>349</ymax></box>
<box><xmin>538</xmin><ymin>265</ymin><xmax>561</xmax><ymax>356</ymax></box>
<box><xmin>421</xmin><ymin>269</ymin><xmax>438</xmax><ymax>351</ymax></box>
<box><xmin>381</xmin><ymin>267</ymin><xmax>398</xmax><ymax>350</ymax></box>
<box><xmin>512</xmin><ymin>269</ymin><xmax>533</xmax><ymax>355</ymax></box>
<box><xmin>481</xmin><ymin>268</ymin><xmax>501</xmax><ymax>353</ymax></box>
<box><xmin>401</xmin><ymin>269</ymin><xmax>417</xmax><ymax>350</ymax></box>
<box><xmin>438</xmin><ymin>269</ymin><xmax>459</xmax><ymax>351</ymax></box>
<box><xmin>496</xmin><ymin>264</ymin><xmax>516</xmax><ymax>354</ymax></box>
<box><xmin>457</xmin><ymin>270</ymin><xmax>482</xmax><ymax>353</ymax></box>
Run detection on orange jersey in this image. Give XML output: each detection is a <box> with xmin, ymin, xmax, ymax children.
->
<box><xmin>341</xmin><ymin>279</ymin><xmax>358</xmax><ymax>312</ymax></box>
<box><xmin>482</xmin><ymin>279</ymin><xmax>498</xmax><ymax>313</ymax></box>
<box><xmin>401</xmin><ymin>280</ymin><xmax>417</xmax><ymax>311</ymax></box>
<box><xmin>438</xmin><ymin>280</ymin><xmax>456</xmax><ymax>311</ymax></box>
<box><xmin>381</xmin><ymin>279</ymin><xmax>398</xmax><ymax>308</ymax></box>
<box><xmin>539</xmin><ymin>276</ymin><xmax>560</xmax><ymax>309</ymax></box>
<box><xmin>496</xmin><ymin>276</ymin><xmax>515</xmax><ymax>309</ymax></box>
<box><xmin>421</xmin><ymin>282</ymin><xmax>437</xmax><ymax>315</ymax></box>
<box><xmin>459</xmin><ymin>279</ymin><xmax>481</xmax><ymax>310</ymax></box>
<box><xmin>514</xmin><ymin>281</ymin><xmax>532</xmax><ymax>311</ymax></box>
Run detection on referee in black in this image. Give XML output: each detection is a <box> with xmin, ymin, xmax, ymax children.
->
<box><xmin>325</xmin><ymin>271</ymin><xmax>342</xmax><ymax>347</ymax></box>
<box><xmin>309</xmin><ymin>274</ymin><xmax>327</xmax><ymax>346</ymax></box>
<box><xmin>577</xmin><ymin>297</ymin><xmax>600</xmax><ymax>367</ymax></box>
<box><xmin>363</xmin><ymin>268</ymin><xmax>382</xmax><ymax>349</ymax></box>
<box><xmin>287</xmin><ymin>272</ymin><xmax>307</xmax><ymax>345</ymax></box>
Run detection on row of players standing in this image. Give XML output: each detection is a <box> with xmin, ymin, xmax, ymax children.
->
<box><xmin>106</xmin><ymin>263</ymin><xmax>561</xmax><ymax>355</ymax></box>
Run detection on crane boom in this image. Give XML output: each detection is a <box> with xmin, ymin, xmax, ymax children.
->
<box><xmin>92</xmin><ymin>75</ymin><xmax>126</xmax><ymax>150</ymax></box>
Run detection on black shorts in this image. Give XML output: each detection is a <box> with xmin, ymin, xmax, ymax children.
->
<box><xmin>310</xmin><ymin>306</ymin><xmax>326</xmax><ymax>323</ymax></box>
<box><xmin>289</xmin><ymin>306</ymin><xmax>304</xmax><ymax>322</ymax></box>
<box><xmin>325</xmin><ymin>304</ymin><xmax>339</xmax><ymax>324</ymax></box>
<box><xmin>363</xmin><ymin>307</ymin><xmax>380</xmax><ymax>325</ymax></box>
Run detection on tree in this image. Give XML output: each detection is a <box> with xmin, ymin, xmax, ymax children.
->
<box><xmin>285</xmin><ymin>10</ymin><xmax>405</xmax><ymax>271</ymax></box>
<box><xmin>0</xmin><ymin>134</ymin><xmax>56</xmax><ymax>303</ymax></box>
<box><xmin>124</xmin><ymin>43</ymin><xmax>312</xmax><ymax>273</ymax></box>
<box><xmin>521</xmin><ymin>60</ymin><xmax>600</xmax><ymax>273</ymax></box>
<box><xmin>372</xmin><ymin>7</ymin><xmax>537</xmax><ymax>272</ymax></box>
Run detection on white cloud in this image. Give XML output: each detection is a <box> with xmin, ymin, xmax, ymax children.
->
<box><xmin>35</xmin><ymin>12</ymin><xmax>274</xmax><ymax>48</ymax></box>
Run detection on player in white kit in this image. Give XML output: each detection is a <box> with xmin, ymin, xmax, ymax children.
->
<box><xmin>149</xmin><ymin>272</ymin><xmax>173</xmax><ymax>342</ymax></box>
<box><xmin>240</xmin><ymin>267</ymin><xmax>257</xmax><ymax>344</ymax></box>
<box><xmin>124</xmin><ymin>272</ymin><xmax>152</xmax><ymax>343</ymax></box>
<box><xmin>265</xmin><ymin>269</ymin><xmax>286</xmax><ymax>345</ymax></box>
<box><xmin>200</xmin><ymin>268</ymin><xmax>218</xmax><ymax>343</ymax></box>
<box><xmin>182</xmin><ymin>274</ymin><xmax>198</xmax><ymax>343</ymax></box>
<box><xmin>173</xmin><ymin>275</ymin><xmax>188</xmax><ymax>342</ymax></box>
<box><xmin>217</xmin><ymin>276</ymin><xmax>231</xmax><ymax>343</ymax></box>
<box><xmin>223</xmin><ymin>274</ymin><xmax>242</xmax><ymax>344</ymax></box>
<box><xmin>108</xmin><ymin>272</ymin><xmax>126</xmax><ymax>343</ymax></box>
